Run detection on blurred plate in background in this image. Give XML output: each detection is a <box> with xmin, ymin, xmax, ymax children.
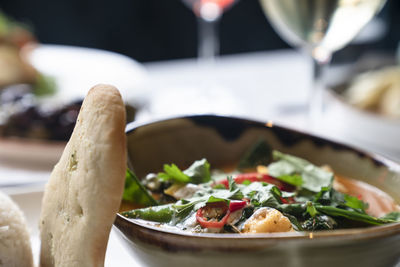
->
<box><xmin>322</xmin><ymin>62</ymin><xmax>400</xmax><ymax>161</ymax></box>
<box><xmin>29</xmin><ymin>44</ymin><xmax>149</xmax><ymax>105</ymax></box>
<box><xmin>0</xmin><ymin>44</ymin><xmax>148</xmax><ymax>169</ymax></box>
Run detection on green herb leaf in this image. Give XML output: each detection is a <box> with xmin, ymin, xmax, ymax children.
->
<box><xmin>122</xmin><ymin>204</ymin><xmax>174</xmax><ymax>223</ymax></box>
<box><xmin>316</xmin><ymin>205</ymin><xmax>395</xmax><ymax>225</ymax></box>
<box><xmin>183</xmin><ymin>158</ymin><xmax>211</xmax><ymax>184</ymax></box>
<box><xmin>306</xmin><ymin>201</ymin><xmax>318</xmax><ymax>217</ymax></box>
<box><xmin>238</xmin><ymin>140</ymin><xmax>272</xmax><ymax>169</ymax></box>
<box><xmin>301</xmin><ymin>214</ymin><xmax>337</xmax><ymax>230</ymax></box>
<box><xmin>158</xmin><ymin>164</ymin><xmax>190</xmax><ymax>183</ymax></box>
<box><xmin>269</xmin><ymin>150</ymin><xmax>333</xmax><ymax>192</ymax></box>
<box><xmin>380</xmin><ymin>211</ymin><xmax>400</xmax><ymax>222</ymax></box>
<box><xmin>123</xmin><ymin>169</ymin><xmax>158</xmax><ymax>206</ymax></box>
<box><xmin>174</xmin><ymin>198</ymin><xmax>206</xmax><ymax>222</ymax></box>
<box><xmin>277</xmin><ymin>174</ymin><xmax>303</xmax><ymax>186</ymax></box>
<box><xmin>343</xmin><ymin>194</ymin><xmax>368</xmax><ymax>212</ymax></box>
<box><xmin>242</xmin><ymin>182</ymin><xmax>282</xmax><ymax>208</ymax></box>
<box><xmin>279</xmin><ymin>203</ymin><xmax>307</xmax><ymax>217</ymax></box>
<box><xmin>158</xmin><ymin>159</ymin><xmax>211</xmax><ymax>184</ymax></box>
<box><xmin>314</xmin><ymin>188</ymin><xmax>368</xmax><ymax>213</ymax></box>
<box><xmin>284</xmin><ymin>213</ymin><xmax>304</xmax><ymax>231</ymax></box>
<box><xmin>33</xmin><ymin>73</ymin><xmax>57</xmax><ymax>97</ymax></box>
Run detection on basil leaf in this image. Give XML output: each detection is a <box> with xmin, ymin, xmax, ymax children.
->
<box><xmin>279</xmin><ymin>203</ymin><xmax>306</xmax><ymax>217</ymax></box>
<box><xmin>316</xmin><ymin>205</ymin><xmax>395</xmax><ymax>225</ymax></box>
<box><xmin>284</xmin><ymin>213</ymin><xmax>304</xmax><ymax>231</ymax></box>
<box><xmin>316</xmin><ymin>188</ymin><xmax>368</xmax><ymax>213</ymax></box>
<box><xmin>277</xmin><ymin>174</ymin><xmax>303</xmax><ymax>187</ymax></box>
<box><xmin>183</xmin><ymin>158</ymin><xmax>211</xmax><ymax>184</ymax></box>
<box><xmin>242</xmin><ymin>182</ymin><xmax>281</xmax><ymax>208</ymax></box>
<box><xmin>302</xmin><ymin>214</ymin><xmax>337</xmax><ymax>230</ymax></box>
<box><xmin>238</xmin><ymin>140</ymin><xmax>272</xmax><ymax>169</ymax></box>
<box><xmin>226</xmin><ymin>176</ymin><xmax>244</xmax><ymax>200</ymax></box>
<box><xmin>269</xmin><ymin>150</ymin><xmax>333</xmax><ymax>192</ymax></box>
<box><xmin>123</xmin><ymin>169</ymin><xmax>158</xmax><ymax>206</ymax></box>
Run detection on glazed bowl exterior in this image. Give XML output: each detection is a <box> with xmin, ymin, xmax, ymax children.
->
<box><xmin>114</xmin><ymin>115</ymin><xmax>400</xmax><ymax>267</ymax></box>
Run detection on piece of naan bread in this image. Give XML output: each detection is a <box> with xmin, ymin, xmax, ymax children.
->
<box><xmin>0</xmin><ymin>191</ymin><xmax>34</xmax><ymax>267</ymax></box>
<box><xmin>39</xmin><ymin>84</ymin><xmax>127</xmax><ymax>267</ymax></box>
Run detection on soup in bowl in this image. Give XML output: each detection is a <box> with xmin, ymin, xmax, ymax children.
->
<box><xmin>114</xmin><ymin>115</ymin><xmax>400</xmax><ymax>267</ymax></box>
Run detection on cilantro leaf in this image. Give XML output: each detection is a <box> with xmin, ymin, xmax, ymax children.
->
<box><xmin>158</xmin><ymin>164</ymin><xmax>190</xmax><ymax>183</ymax></box>
<box><xmin>158</xmin><ymin>159</ymin><xmax>211</xmax><ymax>184</ymax></box>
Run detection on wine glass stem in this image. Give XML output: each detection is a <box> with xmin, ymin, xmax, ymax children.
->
<box><xmin>197</xmin><ymin>17</ymin><xmax>219</xmax><ymax>62</ymax></box>
<box><xmin>309</xmin><ymin>57</ymin><xmax>330</xmax><ymax>131</ymax></box>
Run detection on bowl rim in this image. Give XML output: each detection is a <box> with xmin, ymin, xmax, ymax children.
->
<box><xmin>121</xmin><ymin>114</ymin><xmax>400</xmax><ymax>240</ymax></box>
<box><xmin>126</xmin><ymin>114</ymin><xmax>400</xmax><ymax>168</ymax></box>
<box><xmin>115</xmin><ymin>213</ymin><xmax>400</xmax><ymax>241</ymax></box>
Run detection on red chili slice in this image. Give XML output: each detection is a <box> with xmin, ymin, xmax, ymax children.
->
<box><xmin>196</xmin><ymin>200</ymin><xmax>248</xmax><ymax>229</ymax></box>
<box><xmin>280</xmin><ymin>196</ymin><xmax>295</xmax><ymax>204</ymax></box>
<box><xmin>229</xmin><ymin>200</ymin><xmax>247</xmax><ymax>212</ymax></box>
<box><xmin>196</xmin><ymin>202</ymin><xmax>230</xmax><ymax>229</ymax></box>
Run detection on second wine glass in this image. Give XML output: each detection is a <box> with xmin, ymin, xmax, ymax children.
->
<box><xmin>259</xmin><ymin>0</ymin><xmax>386</xmax><ymax>127</ymax></box>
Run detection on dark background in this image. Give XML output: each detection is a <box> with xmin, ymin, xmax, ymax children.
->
<box><xmin>0</xmin><ymin>0</ymin><xmax>399</xmax><ymax>63</ymax></box>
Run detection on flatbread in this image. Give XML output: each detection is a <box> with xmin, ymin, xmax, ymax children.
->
<box><xmin>0</xmin><ymin>191</ymin><xmax>34</xmax><ymax>267</ymax></box>
<box><xmin>39</xmin><ymin>84</ymin><xmax>127</xmax><ymax>267</ymax></box>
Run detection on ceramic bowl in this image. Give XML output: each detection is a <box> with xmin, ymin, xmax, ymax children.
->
<box><xmin>114</xmin><ymin>115</ymin><xmax>400</xmax><ymax>267</ymax></box>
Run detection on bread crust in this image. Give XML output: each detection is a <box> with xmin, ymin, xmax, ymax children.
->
<box><xmin>39</xmin><ymin>84</ymin><xmax>126</xmax><ymax>267</ymax></box>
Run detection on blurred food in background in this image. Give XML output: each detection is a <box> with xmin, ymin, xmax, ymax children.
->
<box><xmin>0</xmin><ymin>11</ymin><xmax>38</xmax><ymax>88</ymax></box>
<box><xmin>0</xmin><ymin>11</ymin><xmax>137</xmax><ymax>142</ymax></box>
<box><xmin>343</xmin><ymin>66</ymin><xmax>400</xmax><ymax>119</ymax></box>
<box><xmin>0</xmin><ymin>10</ymin><xmax>75</xmax><ymax>141</ymax></box>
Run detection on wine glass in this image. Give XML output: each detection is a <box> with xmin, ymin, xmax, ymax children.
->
<box><xmin>259</xmin><ymin>0</ymin><xmax>387</xmax><ymax>128</ymax></box>
<box><xmin>182</xmin><ymin>0</ymin><xmax>238</xmax><ymax>61</ymax></box>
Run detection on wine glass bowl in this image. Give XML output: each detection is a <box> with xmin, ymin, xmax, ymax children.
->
<box><xmin>259</xmin><ymin>0</ymin><xmax>387</xmax><ymax>127</ymax></box>
<box><xmin>182</xmin><ymin>0</ymin><xmax>238</xmax><ymax>59</ymax></box>
<box><xmin>260</xmin><ymin>0</ymin><xmax>386</xmax><ymax>62</ymax></box>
